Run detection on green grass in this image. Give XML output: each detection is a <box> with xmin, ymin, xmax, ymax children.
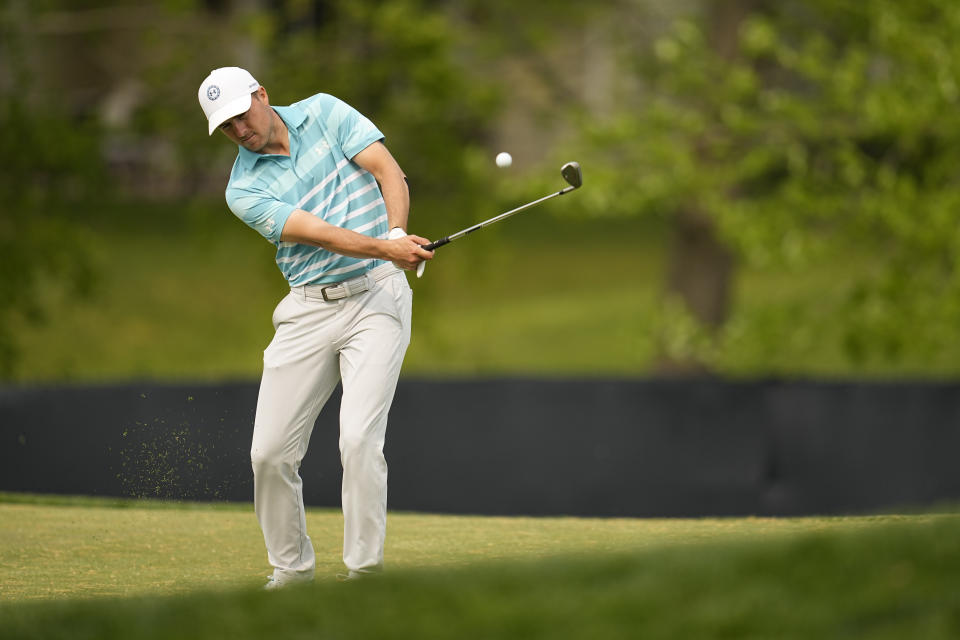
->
<box><xmin>1</xmin><ymin>495</ymin><xmax>959</xmax><ymax>638</ymax></box>
<box><xmin>8</xmin><ymin>215</ymin><xmax>285</xmax><ymax>382</ymax></box>
<box><xmin>0</xmin><ymin>492</ymin><xmax>864</xmax><ymax>600</ymax></box>
<box><xmin>7</xmin><ymin>204</ymin><xmax>959</xmax><ymax>381</ymax></box>
<box><xmin>8</xmin><ymin>212</ymin><xmax>667</xmax><ymax>381</ymax></box>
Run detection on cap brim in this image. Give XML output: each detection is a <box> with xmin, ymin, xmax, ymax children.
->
<box><xmin>207</xmin><ymin>93</ymin><xmax>253</xmax><ymax>135</ymax></box>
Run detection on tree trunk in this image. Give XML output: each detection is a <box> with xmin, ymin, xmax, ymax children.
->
<box><xmin>655</xmin><ymin>0</ymin><xmax>761</xmax><ymax>375</ymax></box>
<box><xmin>657</xmin><ymin>208</ymin><xmax>735</xmax><ymax>375</ymax></box>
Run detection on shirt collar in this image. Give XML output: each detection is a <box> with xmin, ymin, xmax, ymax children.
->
<box><xmin>235</xmin><ymin>104</ymin><xmax>308</xmax><ymax>170</ymax></box>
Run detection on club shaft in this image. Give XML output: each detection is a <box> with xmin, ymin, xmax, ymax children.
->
<box><xmin>422</xmin><ymin>186</ymin><xmax>575</xmax><ymax>252</ymax></box>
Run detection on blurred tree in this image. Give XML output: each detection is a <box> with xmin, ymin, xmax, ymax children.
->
<box><xmin>0</xmin><ymin>0</ymin><xmax>102</xmax><ymax>374</ymax></box>
<box><xmin>0</xmin><ymin>0</ymin><xmax>505</xmax><ymax>375</ymax></box>
<box><xmin>260</xmin><ymin>0</ymin><xmax>502</xmax><ymax>233</ymax></box>
<box><xmin>566</xmin><ymin>0</ymin><xmax>960</xmax><ymax>374</ymax></box>
<box><xmin>13</xmin><ymin>0</ymin><xmax>960</xmax><ymax>379</ymax></box>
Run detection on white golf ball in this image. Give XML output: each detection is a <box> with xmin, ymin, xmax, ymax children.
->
<box><xmin>495</xmin><ymin>152</ymin><xmax>513</xmax><ymax>168</ymax></box>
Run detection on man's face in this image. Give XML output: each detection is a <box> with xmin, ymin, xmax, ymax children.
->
<box><xmin>217</xmin><ymin>88</ymin><xmax>275</xmax><ymax>153</ymax></box>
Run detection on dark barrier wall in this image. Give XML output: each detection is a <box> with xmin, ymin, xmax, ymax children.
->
<box><xmin>2</xmin><ymin>379</ymin><xmax>959</xmax><ymax>517</ymax></box>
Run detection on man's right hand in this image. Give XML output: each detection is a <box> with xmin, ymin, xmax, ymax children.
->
<box><xmin>385</xmin><ymin>235</ymin><xmax>434</xmax><ymax>271</ymax></box>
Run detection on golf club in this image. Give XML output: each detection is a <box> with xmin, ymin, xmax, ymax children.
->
<box><xmin>416</xmin><ymin>161</ymin><xmax>583</xmax><ymax>278</ymax></box>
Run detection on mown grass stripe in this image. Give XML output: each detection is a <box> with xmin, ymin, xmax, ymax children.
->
<box><xmin>2</xmin><ymin>513</ymin><xmax>958</xmax><ymax>639</ymax></box>
<box><xmin>1</xmin><ymin>496</ymin><xmax>958</xmax><ymax>638</ymax></box>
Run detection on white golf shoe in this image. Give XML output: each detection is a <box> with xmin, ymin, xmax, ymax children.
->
<box><xmin>263</xmin><ymin>570</ymin><xmax>314</xmax><ymax>591</ymax></box>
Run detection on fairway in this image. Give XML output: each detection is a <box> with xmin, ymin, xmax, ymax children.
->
<box><xmin>0</xmin><ymin>494</ymin><xmax>897</xmax><ymax>601</ymax></box>
<box><xmin>1</xmin><ymin>496</ymin><xmax>959</xmax><ymax>639</ymax></box>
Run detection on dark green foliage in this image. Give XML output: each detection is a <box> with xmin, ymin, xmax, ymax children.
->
<box><xmin>0</xmin><ymin>6</ymin><xmax>103</xmax><ymax>374</ymax></box>
<box><xmin>5</xmin><ymin>0</ymin><xmax>960</xmax><ymax>378</ymax></box>
<box><xmin>566</xmin><ymin>0</ymin><xmax>960</xmax><ymax>369</ymax></box>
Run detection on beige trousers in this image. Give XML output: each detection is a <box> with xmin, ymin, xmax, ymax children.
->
<box><xmin>250</xmin><ymin>266</ymin><xmax>412</xmax><ymax>581</ymax></box>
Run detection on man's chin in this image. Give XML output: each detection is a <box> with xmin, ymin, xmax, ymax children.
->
<box><xmin>241</xmin><ymin>137</ymin><xmax>264</xmax><ymax>152</ymax></box>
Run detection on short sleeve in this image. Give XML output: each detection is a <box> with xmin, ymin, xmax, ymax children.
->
<box><xmin>327</xmin><ymin>97</ymin><xmax>385</xmax><ymax>160</ymax></box>
<box><xmin>225</xmin><ymin>185</ymin><xmax>297</xmax><ymax>244</ymax></box>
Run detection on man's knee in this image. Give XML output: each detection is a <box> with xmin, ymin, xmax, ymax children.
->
<box><xmin>339</xmin><ymin>432</ymin><xmax>384</xmax><ymax>465</ymax></box>
<box><xmin>251</xmin><ymin>443</ymin><xmax>293</xmax><ymax>477</ymax></box>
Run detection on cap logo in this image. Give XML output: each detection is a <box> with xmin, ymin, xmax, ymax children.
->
<box><xmin>206</xmin><ymin>85</ymin><xmax>221</xmax><ymax>101</ymax></box>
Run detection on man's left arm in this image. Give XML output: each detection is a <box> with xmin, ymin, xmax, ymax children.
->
<box><xmin>352</xmin><ymin>141</ymin><xmax>410</xmax><ymax>232</ymax></box>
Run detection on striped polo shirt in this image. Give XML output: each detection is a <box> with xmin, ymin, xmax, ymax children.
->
<box><xmin>225</xmin><ymin>93</ymin><xmax>389</xmax><ymax>286</ymax></box>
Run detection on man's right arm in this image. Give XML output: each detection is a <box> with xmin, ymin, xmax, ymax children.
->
<box><xmin>280</xmin><ymin>210</ymin><xmax>433</xmax><ymax>271</ymax></box>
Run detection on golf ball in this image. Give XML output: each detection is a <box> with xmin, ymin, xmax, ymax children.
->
<box><xmin>495</xmin><ymin>152</ymin><xmax>513</xmax><ymax>168</ymax></box>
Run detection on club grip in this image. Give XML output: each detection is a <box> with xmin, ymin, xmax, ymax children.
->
<box><xmin>421</xmin><ymin>237</ymin><xmax>450</xmax><ymax>252</ymax></box>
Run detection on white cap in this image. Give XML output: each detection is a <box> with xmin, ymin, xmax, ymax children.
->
<box><xmin>198</xmin><ymin>67</ymin><xmax>261</xmax><ymax>135</ymax></box>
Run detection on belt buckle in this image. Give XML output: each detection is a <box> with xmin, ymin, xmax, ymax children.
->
<box><xmin>320</xmin><ymin>284</ymin><xmax>337</xmax><ymax>302</ymax></box>
<box><xmin>319</xmin><ymin>273</ymin><xmax>370</xmax><ymax>302</ymax></box>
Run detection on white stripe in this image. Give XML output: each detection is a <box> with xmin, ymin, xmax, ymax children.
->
<box><xmin>348</xmin><ymin>196</ymin><xmax>384</xmax><ymax>221</ymax></box>
<box><xmin>319</xmin><ymin>260</ymin><xmax>376</xmax><ymax>278</ymax></box>
<box><xmin>294</xmin><ymin>158</ymin><xmax>350</xmax><ymax>209</ymax></box>
<box><xmin>353</xmin><ymin>213</ymin><xmax>389</xmax><ymax>234</ymax></box>
<box><xmin>285</xmin><ymin>245</ymin><xmax>363</xmax><ymax>280</ymax></box>
<box><xmin>336</xmin><ymin>198</ymin><xmax>384</xmax><ymax>226</ymax></box>
<box><xmin>307</xmin><ymin>170</ymin><xmax>370</xmax><ymax>217</ymax></box>
<box><xmin>291</xmin><ymin>259</ymin><xmax>375</xmax><ymax>283</ymax></box>
<box><xmin>282</xmin><ymin>249</ymin><xmax>338</xmax><ymax>270</ymax></box>
<box><xmin>277</xmin><ymin>251</ymin><xmax>316</xmax><ymax>267</ymax></box>
<box><xmin>315</xmin><ymin>180</ymin><xmax>374</xmax><ymax>220</ymax></box>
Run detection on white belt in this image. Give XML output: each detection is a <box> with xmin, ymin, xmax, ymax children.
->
<box><xmin>292</xmin><ymin>263</ymin><xmax>400</xmax><ymax>302</ymax></box>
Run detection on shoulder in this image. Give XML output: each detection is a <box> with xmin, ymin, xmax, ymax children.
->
<box><xmin>225</xmin><ymin>154</ymin><xmax>268</xmax><ymax>201</ymax></box>
<box><xmin>292</xmin><ymin>93</ymin><xmax>371</xmax><ymax>129</ymax></box>
<box><xmin>291</xmin><ymin>92</ymin><xmax>344</xmax><ymax>119</ymax></box>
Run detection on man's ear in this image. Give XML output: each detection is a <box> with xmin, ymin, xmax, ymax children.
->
<box><xmin>254</xmin><ymin>86</ymin><xmax>269</xmax><ymax>106</ymax></box>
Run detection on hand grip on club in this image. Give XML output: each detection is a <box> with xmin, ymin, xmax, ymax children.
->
<box><xmin>421</xmin><ymin>237</ymin><xmax>451</xmax><ymax>252</ymax></box>
<box><xmin>416</xmin><ymin>237</ymin><xmax>446</xmax><ymax>278</ymax></box>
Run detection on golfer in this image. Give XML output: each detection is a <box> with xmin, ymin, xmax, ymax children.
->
<box><xmin>198</xmin><ymin>67</ymin><xmax>432</xmax><ymax>588</ymax></box>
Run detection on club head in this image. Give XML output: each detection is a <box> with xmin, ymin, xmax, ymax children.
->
<box><xmin>561</xmin><ymin>162</ymin><xmax>582</xmax><ymax>189</ymax></box>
